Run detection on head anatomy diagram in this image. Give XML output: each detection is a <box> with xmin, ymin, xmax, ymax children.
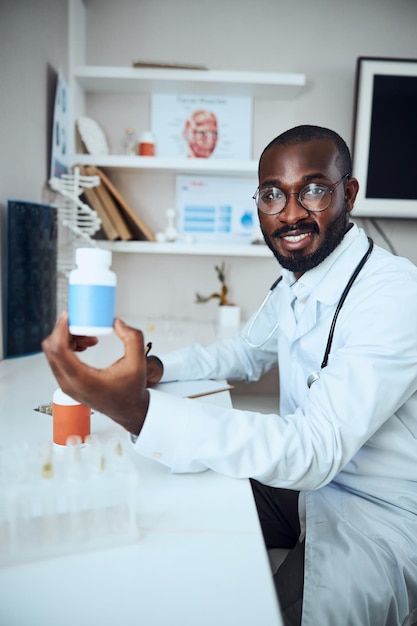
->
<box><xmin>183</xmin><ymin>109</ymin><xmax>218</xmax><ymax>158</ymax></box>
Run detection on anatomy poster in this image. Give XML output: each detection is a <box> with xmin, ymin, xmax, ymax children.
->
<box><xmin>151</xmin><ymin>93</ymin><xmax>252</xmax><ymax>159</ymax></box>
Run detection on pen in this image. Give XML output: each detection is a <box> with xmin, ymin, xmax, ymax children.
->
<box><xmin>34</xmin><ymin>403</ymin><xmax>53</xmax><ymax>415</ymax></box>
<box><xmin>187</xmin><ymin>386</ymin><xmax>235</xmax><ymax>399</ymax></box>
<box><xmin>145</xmin><ymin>341</ymin><xmax>152</xmax><ymax>356</ymax></box>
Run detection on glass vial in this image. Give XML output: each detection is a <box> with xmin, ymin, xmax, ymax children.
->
<box><xmin>138</xmin><ymin>131</ymin><xmax>155</xmax><ymax>156</ymax></box>
<box><xmin>68</xmin><ymin>248</ymin><xmax>116</xmax><ymax>336</ymax></box>
<box><xmin>123</xmin><ymin>127</ymin><xmax>138</xmax><ymax>156</ymax></box>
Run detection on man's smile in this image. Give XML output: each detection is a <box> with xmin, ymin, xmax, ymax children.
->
<box><xmin>282</xmin><ymin>232</ymin><xmax>312</xmax><ymax>243</ymax></box>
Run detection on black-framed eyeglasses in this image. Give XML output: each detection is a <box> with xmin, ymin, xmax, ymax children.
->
<box><xmin>253</xmin><ymin>173</ymin><xmax>350</xmax><ymax>216</ymax></box>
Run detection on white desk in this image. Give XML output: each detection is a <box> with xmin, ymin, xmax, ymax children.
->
<box><xmin>0</xmin><ymin>321</ymin><xmax>283</xmax><ymax>626</ymax></box>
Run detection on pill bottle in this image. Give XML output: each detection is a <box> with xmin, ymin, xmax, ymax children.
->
<box><xmin>68</xmin><ymin>248</ymin><xmax>116</xmax><ymax>336</ymax></box>
<box><xmin>138</xmin><ymin>131</ymin><xmax>155</xmax><ymax>156</ymax></box>
<box><xmin>52</xmin><ymin>388</ymin><xmax>91</xmax><ymax>446</ymax></box>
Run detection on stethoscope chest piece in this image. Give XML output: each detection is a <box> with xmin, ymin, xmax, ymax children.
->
<box><xmin>307</xmin><ymin>371</ymin><xmax>321</xmax><ymax>388</ymax></box>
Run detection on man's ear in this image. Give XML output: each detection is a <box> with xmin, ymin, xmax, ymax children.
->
<box><xmin>345</xmin><ymin>177</ymin><xmax>359</xmax><ymax>214</ymax></box>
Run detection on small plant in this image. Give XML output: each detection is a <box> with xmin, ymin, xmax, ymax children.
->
<box><xmin>195</xmin><ymin>262</ymin><xmax>235</xmax><ymax>306</ymax></box>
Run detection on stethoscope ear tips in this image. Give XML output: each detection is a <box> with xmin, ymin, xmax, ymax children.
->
<box><xmin>307</xmin><ymin>371</ymin><xmax>320</xmax><ymax>388</ymax></box>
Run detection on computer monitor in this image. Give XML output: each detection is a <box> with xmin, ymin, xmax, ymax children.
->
<box><xmin>352</xmin><ymin>57</ymin><xmax>417</xmax><ymax>218</ymax></box>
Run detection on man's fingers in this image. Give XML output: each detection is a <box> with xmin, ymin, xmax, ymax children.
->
<box><xmin>42</xmin><ymin>312</ymin><xmax>70</xmax><ymax>355</ymax></box>
<box><xmin>72</xmin><ymin>336</ymin><xmax>99</xmax><ymax>352</ymax></box>
<box><xmin>114</xmin><ymin>318</ymin><xmax>144</xmax><ymax>365</ymax></box>
<box><xmin>43</xmin><ymin>313</ymin><xmax>88</xmax><ymax>383</ymax></box>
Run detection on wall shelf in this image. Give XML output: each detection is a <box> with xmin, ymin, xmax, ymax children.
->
<box><xmin>73</xmin><ymin>66</ymin><xmax>306</xmax><ymax>99</ymax></box>
<box><xmin>74</xmin><ymin>154</ymin><xmax>258</xmax><ymax>176</ymax></box>
<box><xmin>96</xmin><ymin>240</ymin><xmax>273</xmax><ymax>258</ymax></box>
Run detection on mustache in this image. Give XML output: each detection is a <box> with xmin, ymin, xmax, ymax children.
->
<box><xmin>271</xmin><ymin>223</ymin><xmax>319</xmax><ymax>238</ymax></box>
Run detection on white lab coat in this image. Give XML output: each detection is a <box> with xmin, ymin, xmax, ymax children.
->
<box><xmin>134</xmin><ymin>225</ymin><xmax>417</xmax><ymax>625</ymax></box>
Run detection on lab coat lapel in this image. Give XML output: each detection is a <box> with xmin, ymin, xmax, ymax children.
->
<box><xmin>292</xmin><ymin>277</ymin><xmax>345</xmax><ymax>342</ymax></box>
<box><xmin>277</xmin><ymin>282</ymin><xmax>297</xmax><ymax>340</ymax></box>
<box><xmin>293</xmin><ymin>299</ymin><xmax>318</xmax><ymax>340</ymax></box>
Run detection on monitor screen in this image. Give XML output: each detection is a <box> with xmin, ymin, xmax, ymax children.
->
<box><xmin>352</xmin><ymin>57</ymin><xmax>417</xmax><ymax>218</ymax></box>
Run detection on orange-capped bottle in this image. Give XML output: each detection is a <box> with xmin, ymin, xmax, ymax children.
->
<box><xmin>138</xmin><ymin>131</ymin><xmax>155</xmax><ymax>156</ymax></box>
<box><xmin>52</xmin><ymin>388</ymin><xmax>91</xmax><ymax>446</ymax></box>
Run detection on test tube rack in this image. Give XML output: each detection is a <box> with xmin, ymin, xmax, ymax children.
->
<box><xmin>0</xmin><ymin>433</ymin><xmax>140</xmax><ymax>567</ymax></box>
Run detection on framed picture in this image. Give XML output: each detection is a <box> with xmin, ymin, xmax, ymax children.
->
<box><xmin>50</xmin><ymin>70</ymin><xmax>70</xmax><ymax>178</ymax></box>
<box><xmin>151</xmin><ymin>93</ymin><xmax>252</xmax><ymax>160</ymax></box>
<box><xmin>352</xmin><ymin>57</ymin><xmax>417</xmax><ymax>218</ymax></box>
<box><xmin>176</xmin><ymin>175</ymin><xmax>258</xmax><ymax>244</ymax></box>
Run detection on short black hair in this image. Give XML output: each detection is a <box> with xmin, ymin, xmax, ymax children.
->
<box><xmin>259</xmin><ymin>124</ymin><xmax>352</xmax><ymax>177</ymax></box>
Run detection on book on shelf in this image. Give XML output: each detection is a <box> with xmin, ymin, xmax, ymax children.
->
<box><xmin>84</xmin><ymin>165</ymin><xmax>132</xmax><ymax>241</ymax></box>
<box><xmin>78</xmin><ymin>165</ymin><xmax>155</xmax><ymax>242</ymax></box>
<box><xmin>78</xmin><ymin>166</ymin><xmax>119</xmax><ymax>241</ymax></box>
<box><xmin>132</xmin><ymin>60</ymin><xmax>208</xmax><ymax>71</ymax></box>
<box><xmin>89</xmin><ymin>166</ymin><xmax>156</xmax><ymax>242</ymax></box>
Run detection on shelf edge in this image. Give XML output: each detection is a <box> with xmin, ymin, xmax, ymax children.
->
<box><xmin>95</xmin><ymin>241</ymin><xmax>272</xmax><ymax>257</ymax></box>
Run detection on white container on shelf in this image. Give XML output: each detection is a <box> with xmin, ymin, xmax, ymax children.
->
<box><xmin>217</xmin><ymin>305</ymin><xmax>241</xmax><ymax>336</ymax></box>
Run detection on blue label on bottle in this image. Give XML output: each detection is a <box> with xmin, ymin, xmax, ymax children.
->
<box><xmin>69</xmin><ymin>285</ymin><xmax>115</xmax><ymax>328</ymax></box>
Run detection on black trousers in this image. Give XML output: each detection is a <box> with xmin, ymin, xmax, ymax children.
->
<box><xmin>250</xmin><ymin>479</ymin><xmax>305</xmax><ymax>626</ymax></box>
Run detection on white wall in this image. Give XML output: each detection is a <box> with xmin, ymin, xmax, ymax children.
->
<box><xmin>0</xmin><ymin>0</ymin><xmax>68</xmax><ymax>359</ymax></box>
<box><xmin>0</xmin><ymin>0</ymin><xmax>68</xmax><ymax>203</ymax></box>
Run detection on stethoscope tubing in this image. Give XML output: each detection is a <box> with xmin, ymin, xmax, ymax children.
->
<box><xmin>320</xmin><ymin>237</ymin><xmax>373</xmax><ymax>369</ymax></box>
<box><xmin>243</xmin><ymin>276</ymin><xmax>283</xmax><ymax>348</ymax></box>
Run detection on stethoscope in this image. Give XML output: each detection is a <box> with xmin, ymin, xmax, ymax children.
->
<box><xmin>243</xmin><ymin>237</ymin><xmax>374</xmax><ymax>387</ymax></box>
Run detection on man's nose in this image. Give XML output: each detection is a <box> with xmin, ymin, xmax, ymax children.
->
<box><xmin>278</xmin><ymin>193</ymin><xmax>309</xmax><ymax>224</ymax></box>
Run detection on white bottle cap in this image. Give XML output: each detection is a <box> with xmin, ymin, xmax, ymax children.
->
<box><xmin>75</xmin><ymin>248</ymin><xmax>112</xmax><ymax>267</ymax></box>
<box><xmin>140</xmin><ymin>131</ymin><xmax>154</xmax><ymax>143</ymax></box>
<box><xmin>53</xmin><ymin>387</ymin><xmax>81</xmax><ymax>406</ymax></box>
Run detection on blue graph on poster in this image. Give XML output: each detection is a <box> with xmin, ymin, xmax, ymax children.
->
<box><xmin>177</xmin><ymin>176</ymin><xmax>257</xmax><ymax>244</ymax></box>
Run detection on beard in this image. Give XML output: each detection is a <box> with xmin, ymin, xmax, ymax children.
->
<box><xmin>261</xmin><ymin>207</ymin><xmax>348</xmax><ymax>274</ymax></box>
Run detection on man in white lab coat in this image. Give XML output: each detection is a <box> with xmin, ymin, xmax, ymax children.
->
<box><xmin>43</xmin><ymin>125</ymin><xmax>417</xmax><ymax>625</ymax></box>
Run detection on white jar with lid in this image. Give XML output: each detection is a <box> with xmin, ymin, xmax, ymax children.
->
<box><xmin>68</xmin><ymin>248</ymin><xmax>116</xmax><ymax>336</ymax></box>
